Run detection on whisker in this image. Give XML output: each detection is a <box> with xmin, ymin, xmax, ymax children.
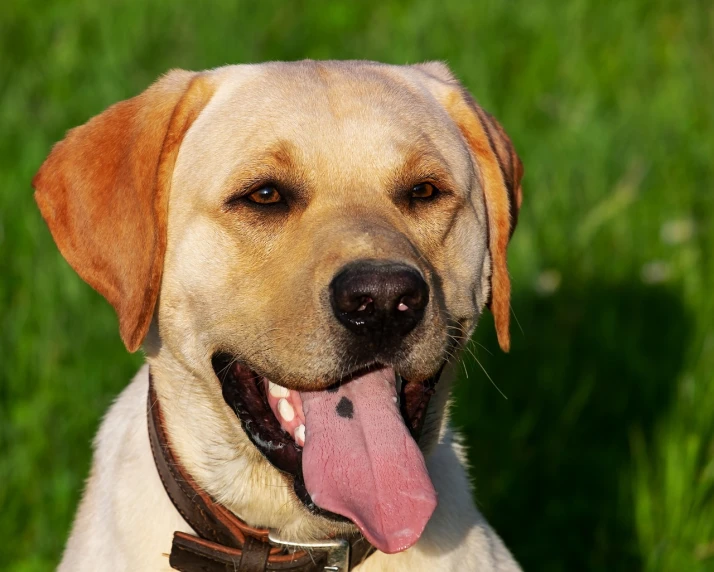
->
<box><xmin>510</xmin><ymin>302</ymin><xmax>524</xmax><ymax>336</ymax></box>
<box><xmin>471</xmin><ymin>354</ymin><xmax>507</xmax><ymax>400</ymax></box>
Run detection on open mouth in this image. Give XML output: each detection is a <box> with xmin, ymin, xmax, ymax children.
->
<box><xmin>213</xmin><ymin>353</ymin><xmax>443</xmax><ymax>554</ymax></box>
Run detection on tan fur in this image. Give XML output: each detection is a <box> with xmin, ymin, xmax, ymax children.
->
<box><xmin>34</xmin><ymin>61</ymin><xmax>523</xmax><ymax>571</ymax></box>
<box><xmin>34</xmin><ymin>71</ymin><xmax>216</xmax><ymax>351</ymax></box>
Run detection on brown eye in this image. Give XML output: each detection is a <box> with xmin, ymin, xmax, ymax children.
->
<box><xmin>411</xmin><ymin>182</ymin><xmax>438</xmax><ymax>200</ymax></box>
<box><xmin>247</xmin><ymin>186</ymin><xmax>283</xmax><ymax>204</ymax></box>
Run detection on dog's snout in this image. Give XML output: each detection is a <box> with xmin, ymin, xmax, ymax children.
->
<box><xmin>330</xmin><ymin>261</ymin><xmax>429</xmax><ymax>340</ymax></box>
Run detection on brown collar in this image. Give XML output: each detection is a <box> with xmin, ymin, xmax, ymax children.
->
<box><xmin>147</xmin><ymin>375</ymin><xmax>375</xmax><ymax>571</ymax></box>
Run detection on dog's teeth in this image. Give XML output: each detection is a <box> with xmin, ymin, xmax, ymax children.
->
<box><xmin>294</xmin><ymin>424</ymin><xmax>305</xmax><ymax>445</ymax></box>
<box><xmin>278</xmin><ymin>398</ymin><xmax>295</xmax><ymax>422</ymax></box>
<box><xmin>269</xmin><ymin>381</ymin><xmax>290</xmax><ymax>398</ymax></box>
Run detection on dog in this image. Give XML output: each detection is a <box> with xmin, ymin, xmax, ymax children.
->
<box><xmin>34</xmin><ymin>60</ymin><xmax>524</xmax><ymax>571</ymax></box>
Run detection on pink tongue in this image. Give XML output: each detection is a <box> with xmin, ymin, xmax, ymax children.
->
<box><xmin>300</xmin><ymin>368</ymin><xmax>437</xmax><ymax>554</ymax></box>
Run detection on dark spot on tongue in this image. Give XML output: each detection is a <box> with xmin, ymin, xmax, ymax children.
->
<box><xmin>336</xmin><ymin>396</ymin><xmax>354</xmax><ymax>419</ymax></box>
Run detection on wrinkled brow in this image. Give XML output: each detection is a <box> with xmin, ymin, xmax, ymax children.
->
<box><xmin>389</xmin><ymin>145</ymin><xmax>459</xmax><ymax>195</ymax></box>
<box><xmin>226</xmin><ymin>140</ymin><xmax>306</xmax><ymax>194</ymax></box>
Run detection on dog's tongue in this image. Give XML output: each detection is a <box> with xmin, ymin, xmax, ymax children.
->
<box><xmin>300</xmin><ymin>368</ymin><xmax>437</xmax><ymax>554</ymax></box>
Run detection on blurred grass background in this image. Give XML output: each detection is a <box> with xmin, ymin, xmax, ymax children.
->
<box><xmin>1</xmin><ymin>0</ymin><xmax>713</xmax><ymax>570</ymax></box>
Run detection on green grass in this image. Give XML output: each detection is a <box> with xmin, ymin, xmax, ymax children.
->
<box><xmin>1</xmin><ymin>0</ymin><xmax>712</xmax><ymax>570</ymax></box>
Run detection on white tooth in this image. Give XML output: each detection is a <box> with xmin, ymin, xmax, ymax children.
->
<box><xmin>278</xmin><ymin>398</ymin><xmax>295</xmax><ymax>422</ymax></box>
<box><xmin>294</xmin><ymin>424</ymin><xmax>305</xmax><ymax>445</ymax></box>
<box><xmin>269</xmin><ymin>381</ymin><xmax>290</xmax><ymax>398</ymax></box>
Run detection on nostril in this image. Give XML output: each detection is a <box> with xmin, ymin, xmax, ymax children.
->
<box><xmin>356</xmin><ymin>296</ymin><xmax>373</xmax><ymax>312</ymax></box>
<box><xmin>397</xmin><ymin>288</ymin><xmax>427</xmax><ymax>312</ymax></box>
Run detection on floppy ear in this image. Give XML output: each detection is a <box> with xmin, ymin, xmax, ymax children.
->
<box><xmin>33</xmin><ymin>70</ymin><xmax>216</xmax><ymax>352</ymax></box>
<box><xmin>414</xmin><ymin>62</ymin><xmax>524</xmax><ymax>352</ymax></box>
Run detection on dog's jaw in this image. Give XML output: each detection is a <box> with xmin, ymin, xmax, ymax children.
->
<box><xmin>144</xmin><ymin>336</ymin><xmax>456</xmax><ymax>547</ymax></box>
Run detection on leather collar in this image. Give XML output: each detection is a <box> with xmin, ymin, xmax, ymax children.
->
<box><xmin>147</xmin><ymin>374</ymin><xmax>375</xmax><ymax>571</ymax></box>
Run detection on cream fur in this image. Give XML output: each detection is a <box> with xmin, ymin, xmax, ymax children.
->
<box><xmin>51</xmin><ymin>62</ymin><xmax>522</xmax><ymax>571</ymax></box>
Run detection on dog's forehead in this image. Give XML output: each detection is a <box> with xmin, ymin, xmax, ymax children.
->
<box><xmin>175</xmin><ymin>61</ymin><xmax>473</xmax><ymax>196</ymax></box>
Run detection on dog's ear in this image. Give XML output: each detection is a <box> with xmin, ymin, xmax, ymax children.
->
<box><xmin>414</xmin><ymin>62</ymin><xmax>524</xmax><ymax>352</ymax></box>
<box><xmin>33</xmin><ymin>70</ymin><xmax>216</xmax><ymax>352</ymax></box>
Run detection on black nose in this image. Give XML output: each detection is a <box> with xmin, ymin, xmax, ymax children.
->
<box><xmin>330</xmin><ymin>261</ymin><xmax>429</xmax><ymax>340</ymax></box>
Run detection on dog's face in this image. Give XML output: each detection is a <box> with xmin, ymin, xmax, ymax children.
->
<box><xmin>164</xmin><ymin>62</ymin><xmax>487</xmax><ymax>387</ymax></box>
<box><xmin>34</xmin><ymin>61</ymin><xmax>522</xmax><ymax>554</ymax></box>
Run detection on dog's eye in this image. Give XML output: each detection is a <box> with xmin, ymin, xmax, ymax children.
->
<box><xmin>411</xmin><ymin>183</ymin><xmax>438</xmax><ymax>200</ymax></box>
<box><xmin>246</xmin><ymin>186</ymin><xmax>283</xmax><ymax>205</ymax></box>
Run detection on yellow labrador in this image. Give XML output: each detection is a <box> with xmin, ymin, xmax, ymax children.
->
<box><xmin>34</xmin><ymin>61</ymin><xmax>523</xmax><ymax>571</ymax></box>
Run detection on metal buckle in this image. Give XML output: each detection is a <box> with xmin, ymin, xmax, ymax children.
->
<box><xmin>268</xmin><ymin>530</ymin><xmax>350</xmax><ymax>572</ymax></box>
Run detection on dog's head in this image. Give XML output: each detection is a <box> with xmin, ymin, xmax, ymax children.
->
<box><xmin>34</xmin><ymin>61</ymin><xmax>522</xmax><ymax>553</ymax></box>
